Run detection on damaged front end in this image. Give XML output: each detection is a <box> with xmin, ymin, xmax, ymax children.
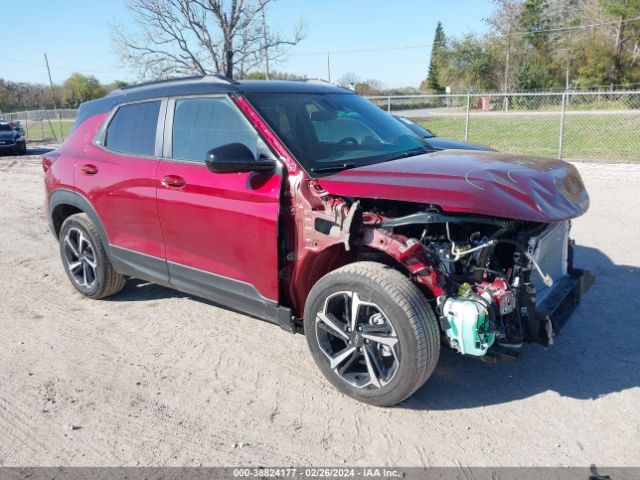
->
<box><xmin>284</xmin><ymin>184</ymin><xmax>593</xmax><ymax>361</ymax></box>
<box><xmin>357</xmin><ymin>204</ymin><xmax>594</xmax><ymax>358</ymax></box>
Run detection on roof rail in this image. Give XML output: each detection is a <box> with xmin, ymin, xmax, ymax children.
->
<box><xmin>304</xmin><ymin>78</ymin><xmax>334</xmax><ymax>85</ymax></box>
<box><xmin>303</xmin><ymin>78</ymin><xmax>351</xmax><ymax>92</ymax></box>
<box><xmin>110</xmin><ymin>73</ymin><xmax>238</xmax><ymax>95</ymax></box>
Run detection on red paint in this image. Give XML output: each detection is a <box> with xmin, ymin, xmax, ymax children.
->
<box><xmin>318</xmin><ymin>150</ymin><xmax>589</xmax><ymax>223</ymax></box>
<box><xmin>155</xmin><ymin>159</ymin><xmax>282</xmax><ymax>300</ymax></box>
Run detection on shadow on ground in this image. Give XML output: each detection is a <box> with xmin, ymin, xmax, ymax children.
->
<box><xmin>104</xmin><ymin>246</ymin><xmax>639</xmax><ymax>409</ymax></box>
<box><xmin>26</xmin><ymin>146</ymin><xmax>56</xmax><ymax>156</ymax></box>
<box><xmin>404</xmin><ymin>245</ymin><xmax>640</xmax><ymax>410</ymax></box>
<box><xmin>108</xmin><ymin>279</ymin><xmax>187</xmax><ymax>302</ymax></box>
<box><xmin>0</xmin><ymin>146</ymin><xmax>55</xmax><ymax>157</ymax></box>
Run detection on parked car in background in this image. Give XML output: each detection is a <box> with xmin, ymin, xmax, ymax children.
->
<box><xmin>44</xmin><ymin>76</ymin><xmax>593</xmax><ymax>406</ymax></box>
<box><xmin>11</xmin><ymin>121</ymin><xmax>25</xmax><ymax>136</ymax></box>
<box><xmin>394</xmin><ymin>115</ymin><xmax>495</xmax><ymax>151</ymax></box>
<box><xmin>0</xmin><ymin>121</ymin><xmax>26</xmax><ymax>154</ymax></box>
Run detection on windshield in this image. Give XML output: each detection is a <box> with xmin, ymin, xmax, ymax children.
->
<box><xmin>245</xmin><ymin>92</ymin><xmax>431</xmax><ymax>174</ymax></box>
<box><xmin>0</xmin><ymin>123</ymin><xmax>13</xmax><ymax>132</ymax></box>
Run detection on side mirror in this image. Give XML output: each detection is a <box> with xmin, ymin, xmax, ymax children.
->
<box><xmin>205</xmin><ymin>143</ymin><xmax>276</xmax><ymax>173</ymax></box>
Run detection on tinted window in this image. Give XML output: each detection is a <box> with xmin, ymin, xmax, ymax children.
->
<box><xmin>172</xmin><ymin>97</ymin><xmax>260</xmax><ymax>162</ymax></box>
<box><xmin>246</xmin><ymin>93</ymin><xmax>430</xmax><ymax>174</ymax></box>
<box><xmin>106</xmin><ymin>101</ymin><xmax>160</xmax><ymax>156</ymax></box>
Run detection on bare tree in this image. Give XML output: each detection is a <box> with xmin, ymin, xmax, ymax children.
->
<box><xmin>484</xmin><ymin>0</ymin><xmax>525</xmax><ymax>93</ymax></box>
<box><xmin>112</xmin><ymin>0</ymin><xmax>305</xmax><ymax>80</ymax></box>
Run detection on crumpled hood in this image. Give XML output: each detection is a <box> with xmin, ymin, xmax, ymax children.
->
<box><xmin>318</xmin><ymin>149</ymin><xmax>589</xmax><ymax>223</ymax></box>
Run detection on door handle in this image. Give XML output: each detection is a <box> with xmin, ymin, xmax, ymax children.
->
<box><xmin>80</xmin><ymin>164</ymin><xmax>98</xmax><ymax>175</ymax></box>
<box><xmin>161</xmin><ymin>175</ymin><xmax>187</xmax><ymax>188</ymax></box>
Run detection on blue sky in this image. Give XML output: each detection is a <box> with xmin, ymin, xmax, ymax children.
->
<box><xmin>1</xmin><ymin>0</ymin><xmax>494</xmax><ymax>88</ymax></box>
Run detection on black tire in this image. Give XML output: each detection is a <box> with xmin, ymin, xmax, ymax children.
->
<box><xmin>59</xmin><ymin>213</ymin><xmax>126</xmax><ymax>299</ymax></box>
<box><xmin>304</xmin><ymin>261</ymin><xmax>440</xmax><ymax>407</ymax></box>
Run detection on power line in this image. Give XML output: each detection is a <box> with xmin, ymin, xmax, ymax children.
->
<box><xmin>0</xmin><ymin>55</ymin><xmax>119</xmax><ymax>76</ymax></box>
<box><xmin>290</xmin><ymin>16</ymin><xmax>640</xmax><ymax>57</ymax></box>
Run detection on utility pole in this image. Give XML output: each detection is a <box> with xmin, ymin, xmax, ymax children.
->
<box><xmin>565</xmin><ymin>48</ymin><xmax>571</xmax><ymax>91</ymax></box>
<box><xmin>43</xmin><ymin>53</ymin><xmax>62</xmax><ymax>141</ymax></box>
<box><xmin>327</xmin><ymin>52</ymin><xmax>331</xmax><ymax>83</ymax></box>
<box><xmin>613</xmin><ymin>15</ymin><xmax>625</xmax><ymax>89</ymax></box>
<box><xmin>44</xmin><ymin>53</ymin><xmax>58</xmax><ymax>111</ymax></box>
<box><xmin>503</xmin><ymin>23</ymin><xmax>512</xmax><ymax>112</ymax></box>
<box><xmin>262</xmin><ymin>7</ymin><xmax>270</xmax><ymax>80</ymax></box>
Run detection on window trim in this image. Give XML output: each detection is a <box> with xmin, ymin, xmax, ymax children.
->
<box><xmin>163</xmin><ymin>94</ymin><xmax>280</xmax><ymax>166</ymax></box>
<box><xmin>94</xmin><ymin>98</ymin><xmax>167</xmax><ymax>159</ymax></box>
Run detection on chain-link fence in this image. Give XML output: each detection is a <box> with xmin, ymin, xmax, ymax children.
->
<box><xmin>368</xmin><ymin>91</ymin><xmax>640</xmax><ymax>161</ymax></box>
<box><xmin>0</xmin><ymin>109</ymin><xmax>77</xmax><ymax>143</ymax></box>
<box><xmin>3</xmin><ymin>92</ymin><xmax>640</xmax><ymax>161</ymax></box>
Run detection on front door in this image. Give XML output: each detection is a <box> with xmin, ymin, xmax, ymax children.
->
<box><xmin>156</xmin><ymin>95</ymin><xmax>283</xmax><ymax>318</ymax></box>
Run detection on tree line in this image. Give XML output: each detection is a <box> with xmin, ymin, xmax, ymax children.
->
<box><xmin>423</xmin><ymin>0</ymin><xmax>640</xmax><ymax>93</ymax></box>
<box><xmin>0</xmin><ymin>74</ymin><xmax>127</xmax><ymax>113</ymax></box>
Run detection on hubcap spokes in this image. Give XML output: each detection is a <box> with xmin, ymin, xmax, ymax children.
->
<box><xmin>315</xmin><ymin>291</ymin><xmax>400</xmax><ymax>389</ymax></box>
<box><xmin>63</xmin><ymin>227</ymin><xmax>97</xmax><ymax>289</ymax></box>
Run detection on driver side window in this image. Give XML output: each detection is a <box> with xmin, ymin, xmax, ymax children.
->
<box><xmin>172</xmin><ymin>96</ymin><xmax>267</xmax><ymax>162</ymax></box>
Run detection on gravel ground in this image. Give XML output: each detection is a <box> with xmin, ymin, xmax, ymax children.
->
<box><xmin>0</xmin><ymin>148</ymin><xmax>638</xmax><ymax>467</ymax></box>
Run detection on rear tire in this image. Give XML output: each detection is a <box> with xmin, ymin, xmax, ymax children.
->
<box><xmin>304</xmin><ymin>261</ymin><xmax>440</xmax><ymax>407</ymax></box>
<box><xmin>59</xmin><ymin>213</ymin><xmax>126</xmax><ymax>299</ymax></box>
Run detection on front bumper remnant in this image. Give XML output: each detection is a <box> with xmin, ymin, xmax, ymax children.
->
<box><xmin>531</xmin><ymin>268</ymin><xmax>595</xmax><ymax>346</ymax></box>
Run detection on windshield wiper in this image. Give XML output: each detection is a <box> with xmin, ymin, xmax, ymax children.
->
<box><xmin>387</xmin><ymin>147</ymin><xmax>430</xmax><ymax>161</ymax></box>
<box><xmin>310</xmin><ymin>162</ymin><xmax>357</xmax><ymax>174</ymax></box>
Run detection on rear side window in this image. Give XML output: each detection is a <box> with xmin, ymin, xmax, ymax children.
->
<box><xmin>172</xmin><ymin>97</ymin><xmax>259</xmax><ymax>162</ymax></box>
<box><xmin>105</xmin><ymin>101</ymin><xmax>160</xmax><ymax>156</ymax></box>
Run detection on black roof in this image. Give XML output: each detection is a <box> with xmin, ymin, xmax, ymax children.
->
<box><xmin>78</xmin><ymin>75</ymin><xmax>352</xmax><ymax>119</ymax></box>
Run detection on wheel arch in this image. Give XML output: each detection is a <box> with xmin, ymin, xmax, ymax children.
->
<box><xmin>291</xmin><ymin>242</ymin><xmax>432</xmax><ymax>319</ymax></box>
<box><xmin>49</xmin><ymin>189</ymin><xmax>110</xmax><ymax>249</ymax></box>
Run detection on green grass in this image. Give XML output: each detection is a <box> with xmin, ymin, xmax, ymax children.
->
<box><xmin>420</xmin><ymin>113</ymin><xmax>640</xmax><ymax>161</ymax></box>
<box><xmin>23</xmin><ymin>119</ymin><xmax>74</xmax><ymax>143</ymax></box>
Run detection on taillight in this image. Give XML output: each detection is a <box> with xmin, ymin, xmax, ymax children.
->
<box><xmin>42</xmin><ymin>150</ymin><xmax>60</xmax><ymax>172</ymax></box>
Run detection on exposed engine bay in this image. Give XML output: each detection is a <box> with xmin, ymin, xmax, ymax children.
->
<box><xmin>368</xmin><ymin>202</ymin><xmax>587</xmax><ymax>354</ymax></box>
<box><xmin>358</xmin><ymin>199</ymin><xmax>594</xmax><ymax>360</ymax></box>
<box><xmin>294</xmin><ymin>190</ymin><xmax>593</xmax><ymax>361</ymax></box>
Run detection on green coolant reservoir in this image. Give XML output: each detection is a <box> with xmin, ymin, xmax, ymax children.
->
<box><xmin>443</xmin><ymin>296</ymin><xmax>495</xmax><ymax>356</ymax></box>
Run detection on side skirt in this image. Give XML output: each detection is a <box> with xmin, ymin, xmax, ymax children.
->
<box><xmin>110</xmin><ymin>246</ymin><xmax>295</xmax><ymax>333</ymax></box>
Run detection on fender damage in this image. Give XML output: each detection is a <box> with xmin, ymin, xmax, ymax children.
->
<box><xmin>282</xmin><ymin>150</ymin><xmax>593</xmax><ymax>358</ymax></box>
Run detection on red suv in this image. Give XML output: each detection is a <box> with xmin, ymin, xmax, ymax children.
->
<box><xmin>44</xmin><ymin>76</ymin><xmax>593</xmax><ymax>406</ymax></box>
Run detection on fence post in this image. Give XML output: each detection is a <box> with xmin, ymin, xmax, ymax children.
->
<box><xmin>58</xmin><ymin>111</ymin><xmax>64</xmax><ymax>141</ymax></box>
<box><xmin>464</xmin><ymin>92</ymin><xmax>471</xmax><ymax>141</ymax></box>
<box><xmin>558</xmin><ymin>91</ymin><xmax>566</xmax><ymax>159</ymax></box>
<box><xmin>387</xmin><ymin>96</ymin><xmax>391</xmax><ymax>113</ymax></box>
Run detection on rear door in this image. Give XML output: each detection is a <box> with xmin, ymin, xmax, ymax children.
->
<box><xmin>76</xmin><ymin>99</ymin><xmax>169</xmax><ymax>283</ymax></box>
<box><xmin>156</xmin><ymin>95</ymin><xmax>283</xmax><ymax>315</ymax></box>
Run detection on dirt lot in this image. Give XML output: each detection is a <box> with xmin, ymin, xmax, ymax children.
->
<box><xmin>0</xmin><ymin>148</ymin><xmax>639</xmax><ymax>467</ymax></box>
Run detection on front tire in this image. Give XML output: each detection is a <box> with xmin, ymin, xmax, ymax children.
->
<box><xmin>59</xmin><ymin>213</ymin><xmax>126</xmax><ymax>299</ymax></box>
<box><xmin>304</xmin><ymin>262</ymin><xmax>440</xmax><ymax>407</ymax></box>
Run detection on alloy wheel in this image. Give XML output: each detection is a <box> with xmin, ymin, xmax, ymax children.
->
<box><xmin>62</xmin><ymin>227</ymin><xmax>98</xmax><ymax>290</ymax></box>
<box><xmin>315</xmin><ymin>291</ymin><xmax>400</xmax><ymax>389</ymax></box>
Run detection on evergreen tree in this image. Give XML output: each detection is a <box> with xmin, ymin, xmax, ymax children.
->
<box><xmin>425</xmin><ymin>22</ymin><xmax>446</xmax><ymax>91</ymax></box>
